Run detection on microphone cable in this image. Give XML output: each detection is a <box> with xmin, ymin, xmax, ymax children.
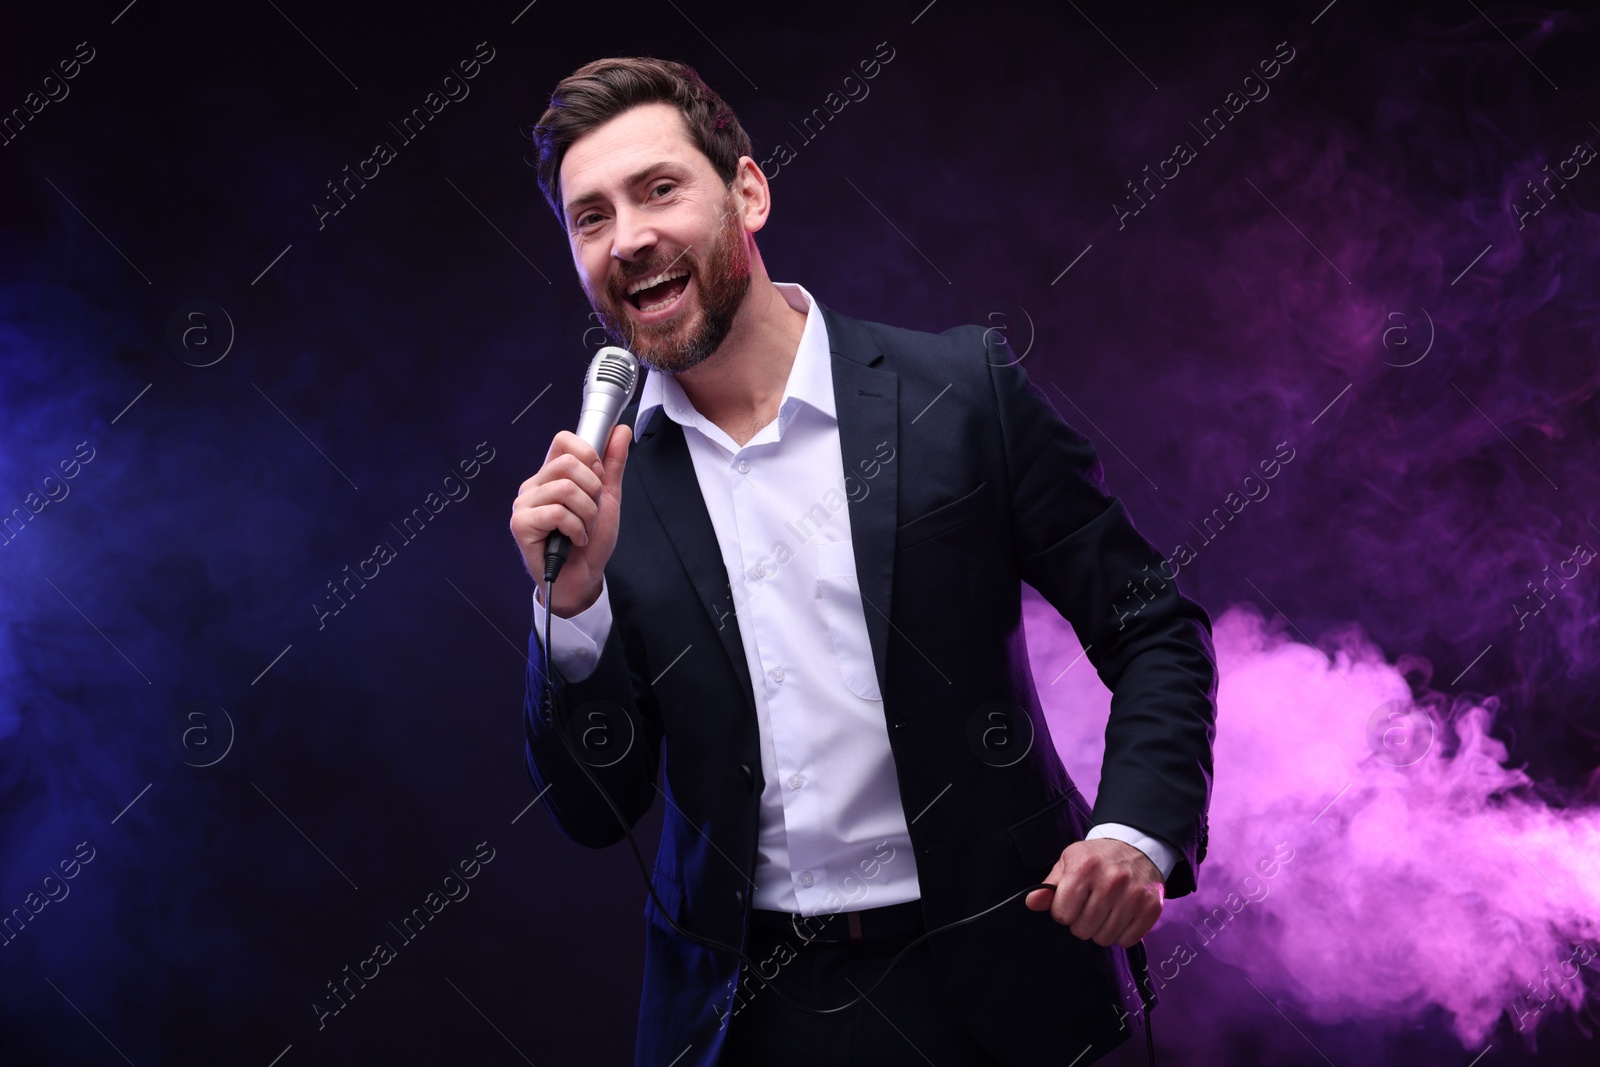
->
<box><xmin>538</xmin><ymin>558</ymin><xmax>1158</xmax><ymax>1061</ymax></box>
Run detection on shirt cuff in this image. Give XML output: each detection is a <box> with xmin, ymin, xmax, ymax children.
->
<box><xmin>531</xmin><ymin>577</ymin><xmax>614</xmax><ymax>683</ymax></box>
<box><xmin>1086</xmin><ymin>823</ymin><xmax>1178</xmax><ymax>883</ymax></box>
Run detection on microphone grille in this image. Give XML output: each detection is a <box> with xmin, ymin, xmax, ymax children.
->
<box><xmin>590</xmin><ymin>346</ymin><xmax>639</xmax><ymax>393</ymax></box>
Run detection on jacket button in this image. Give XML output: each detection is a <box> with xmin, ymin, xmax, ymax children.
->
<box><xmin>739</xmin><ymin>764</ymin><xmax>754</xmax><ymax>791</ymax></box>
<box><xmin>735</xmin><ymin>889</ymin><xmax>745</xmax><ymax>905</ymax></box>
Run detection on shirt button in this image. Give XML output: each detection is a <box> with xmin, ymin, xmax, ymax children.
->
<box><xmin>753</xmin><ymin>564</ymin><xmax>766</xmax><ymax>578</ymax></box>
<box><xmin>798</xmin><ymin>871</ymin><xmax>814</xmax><ymax>888</ymax></box>
<box><xmin>770</xmin><ymin>668</ymin><xmax>785</xmax><ymax>683</ymax></box>
<box><xmin>788</xmin><ymin>774</ymin><xmax>805</xmax><ymax>790</ymax></box>
<box><xmin>737</xmin><ymin>460</ymin><xmax>750</xmax><ymax>473</ymax></box>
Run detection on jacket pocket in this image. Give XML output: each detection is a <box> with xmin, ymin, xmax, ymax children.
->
<box><xmin>814</xmin><ymin>540</ymin><xmax>882</xmax><ymax>701</ymax></box>
<box><xmin>895</xmin><ymin>480</ymin><xmax>986</xmax><ymax>551</ymax></box>
<box><xmin>1007</xmin><ymin>787</ymin><xmax>1092</xmax><ymax>875</ymax></box>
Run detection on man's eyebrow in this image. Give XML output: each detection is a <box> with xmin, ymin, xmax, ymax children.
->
<box><xmin>565</xmin><ymin>160</ymin><xmax>683</xmax><ymax>219</ymax></box>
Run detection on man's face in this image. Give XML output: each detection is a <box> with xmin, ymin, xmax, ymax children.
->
<box><xmin>559</xmin><ymin>102</ymin><xmax>753</xmax><ymax>373</ymax></box>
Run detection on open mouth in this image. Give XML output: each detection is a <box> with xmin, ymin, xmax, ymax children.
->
<box><xmin>624</xmin><ymin>267</ymin><xmax>692</xmax><ymax>316</ymax></box>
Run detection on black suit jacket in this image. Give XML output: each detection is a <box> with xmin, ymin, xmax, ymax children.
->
<box><xmin>523</xmin><ymin>303</ymin><xmax>1218</xmax><ymax>1066</ymax></box>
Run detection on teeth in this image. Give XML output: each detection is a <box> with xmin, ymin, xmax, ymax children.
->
<box><xmin>626</xmin><ymin>268</ymin><xmax>689</xmax><ymax>296</ymax></box>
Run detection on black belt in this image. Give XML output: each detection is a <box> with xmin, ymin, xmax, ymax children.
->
<box><xmin>749</xmin><ymin>898</ymin><xmax>923</xmax><ymax>945</ymax></box>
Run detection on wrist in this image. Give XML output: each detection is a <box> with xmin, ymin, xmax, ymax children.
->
<box><xmin>545</xmin><ymin>577</ymin><xmax>602</xmax><ymax>618</ymax></box>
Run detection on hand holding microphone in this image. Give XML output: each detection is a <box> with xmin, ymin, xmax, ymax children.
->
<box><xmin>510</xmin><ymin>347</ymin><xmax>639</xmax><ymax>617</ymax></box>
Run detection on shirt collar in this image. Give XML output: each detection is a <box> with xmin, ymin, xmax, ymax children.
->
<box><xmin>632</xmin><ymin>281</ymin><xmax>834</xmax><ymax>439</ymax></box>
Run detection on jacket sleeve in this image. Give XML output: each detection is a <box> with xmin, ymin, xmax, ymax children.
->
<box><xmin>531</xmin><ymin>578</ymin><xmax>615</xmax><ymax>682</ymax></box>
<box><xmin>522</xmin><ymin>574</ymin><xmax>665</xmax><ymax>850</ymax></box>
<box><xmin>982</xmin><ymin>329</ymin><xmax>1218</xmax><ymax>897</ymax></box>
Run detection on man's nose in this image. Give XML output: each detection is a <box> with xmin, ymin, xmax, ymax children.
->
<box><xmin>610</xmin><ymin>203</ymin><xmax>656</xmax><ymax>264</ymax></box>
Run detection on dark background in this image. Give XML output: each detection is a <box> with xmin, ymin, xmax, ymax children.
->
<box><xmin>1</xmin><ymin>1</ymin><xmax>1597</xmax><ymax>1064</ymax></box>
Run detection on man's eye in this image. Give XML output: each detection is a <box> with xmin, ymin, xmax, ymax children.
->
<box><xmin>650</xmin><ymin>182</ymin><xmax>674</xmax><ymax>198</ymax></box>
<box><xmin>577</xmin><ymin>213</ymin><xmax>602</xmax><ymax>228</ymax></box>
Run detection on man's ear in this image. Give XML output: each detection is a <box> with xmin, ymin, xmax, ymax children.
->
<box><xmin>731</xmin><ymin>156</ymin><xmax>771</xmax><ymax>233</ymax></box>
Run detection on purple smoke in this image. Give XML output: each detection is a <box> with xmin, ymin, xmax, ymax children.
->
<box><xmin>1031</xmin><ymin>594</ymin><xmax>1600</xmax><ymax>1053</ymax></box>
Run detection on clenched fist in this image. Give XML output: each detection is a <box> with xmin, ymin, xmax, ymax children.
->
<box><xmin>1023</xmin><ymin>838</ymin><xmax>1164</xmax><ymax>948</ymax></box>
<box><xmin>510</xmin><ymin>423</ymin><xmax>631</xmax><ymax>617</ymax></box>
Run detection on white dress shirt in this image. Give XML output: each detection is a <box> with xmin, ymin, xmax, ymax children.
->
<box><xmin>533</xmin><ymin>282</ymin><xmax>1177</xmax><ymax>915</ymax></box>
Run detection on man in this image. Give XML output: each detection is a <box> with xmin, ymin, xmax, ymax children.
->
<box><xmin>509</xmin><ymin>57</ymin><xmax>1217</xmax><ymax>1067</ymax></box>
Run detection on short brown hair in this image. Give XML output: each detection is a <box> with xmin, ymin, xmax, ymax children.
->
<box><xmin>531</xmin><ymin>57</ymin><xmax>753</xmax><ymax>225</ymax></box>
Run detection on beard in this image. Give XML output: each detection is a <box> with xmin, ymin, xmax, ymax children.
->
<box><xmin>586</xmin><ymin>193</ymin><xmax>752</xmax><ymax>374</ymax></box>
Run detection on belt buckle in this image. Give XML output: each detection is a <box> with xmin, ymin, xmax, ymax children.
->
<box><xmin>791</xmin><ymin>911</ymin><xmax>846</xmax><ymax>945</ymax></box>
<box><xmin>790</xmin><ymin>910</ymin><xmax>864</xmax><ymax>945</ymax></box>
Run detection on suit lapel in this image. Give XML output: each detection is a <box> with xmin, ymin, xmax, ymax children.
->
<box><xmin>624</xmin><ymin>302</ymin><xmax>901</xmax><ymax>705</ymax></box>
<box><xmin>820</xmin><ymin>305</ymin><xmax>900</xmax><ymax>703</ymax></box>
<box><xmin>629</xmin><ymin>404</ymin><xmax>755</xmax><ymax>704</ymax></box>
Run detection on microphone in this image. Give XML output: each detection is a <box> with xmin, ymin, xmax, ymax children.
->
<box><xmin>544</xmin><ymin>345</ymin><xmax>640</xmax><ymax>584</ymax></box>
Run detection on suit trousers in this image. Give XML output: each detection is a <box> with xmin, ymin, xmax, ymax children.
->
<box><xmin>716</xmin><ymin>910</ymin><xmax>1009</xmax><ymax>1066</ymax></box>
